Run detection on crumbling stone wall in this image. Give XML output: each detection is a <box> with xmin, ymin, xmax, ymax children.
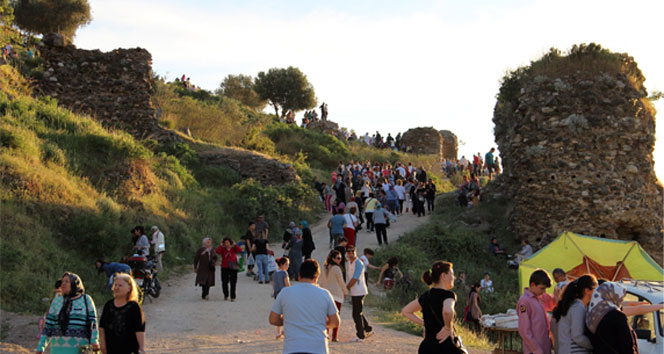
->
<box><xmin>37</xmin><ymin>35</ymin><xmax>158</xmax><ymax>138</ymax></box>
<box><xmin>493</xmin><ymin>70</ymin><xmax>663</xmax><ymax>264</ymax></box>
<box><xmin>400</xmin><ymin>127</ymin><xmax>443</xmax><ymax>159</ymax></box>
<box><xmin>439</xmin><ymin>130</ymin><xmax>458</xmax><ymax>160</ymax></box>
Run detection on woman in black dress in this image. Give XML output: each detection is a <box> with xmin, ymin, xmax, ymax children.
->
<box><xmin>401</xmin><ymin>261</ymin><xmax>461</xmax><ymax>353</ymax></box>
<box><xmin>99</xmin><ymin>273</ymin><xmax>146</xmax><ymax>354</ymax></box>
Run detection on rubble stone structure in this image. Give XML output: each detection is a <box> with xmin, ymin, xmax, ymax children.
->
<box><xmin>439</xmin><ymin>130</ymin><xmax>458</xmax><ymax>160</ymax></box>
<box><xmin>493</xmin><ymin>65</ymin><xmax>663</xmax><ymax>264</ymax></box>
<box><xmin>400</xmin><ymin>127</ymin><xmax>443</xmax><ymax>160</ymax></box>
<box><xmin>38</xmin><ymin>35</ymin><xmax>158</xmax><ymax>138</ymax></box>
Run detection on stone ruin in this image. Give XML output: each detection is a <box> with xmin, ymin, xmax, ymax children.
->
<box><xmin>439</xmin><ymin>130</ymin><xmax>458</xmax><ymax>160</ymax></box>
<box><xmin>493</xmin><ymin>58</ymin><xmax>663</xmax><ymax>264</ymax></box>
<box><xmin>400</xmin><ymin>127</ymin><xmax>443</xmax><ymax>159</ymax></box>
<box><xmin>36</xmin><ymin>34</ymin><xmax>298</xmax><ymax>185</ymax></box>
<box><xmin>37</xmin><ymin>34</ymin><xmax>158</xmax><ymax>138</ymax></box>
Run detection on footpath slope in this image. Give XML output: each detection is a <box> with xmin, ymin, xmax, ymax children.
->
<box><xmin>143</xmin><ymin>211</ymin><xmax>489</xmax><ymax>353</ymax></box>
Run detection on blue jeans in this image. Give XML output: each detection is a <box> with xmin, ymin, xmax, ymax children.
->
<box><xmin>255</xmin><ymin>254</ymin><xmax>269</xmax><ymax>282</ymax></box>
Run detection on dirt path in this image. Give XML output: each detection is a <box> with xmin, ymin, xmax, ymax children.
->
<box><xmin>142</xmin><ymin>211</ymin><xmax>487</xmax><ymax>353</ymax></box>
<box><xmin>1</xmin><ymin>211</ymin><xmax>490</xmax><ymax>353</ymax></box>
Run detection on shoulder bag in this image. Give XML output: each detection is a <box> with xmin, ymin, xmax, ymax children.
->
<box><xmin>79</xmin><ymin>295</ymin><xmax>100</xmax><ymax>354</ymax></box>
<box><xmin>425</xmin><ymin>291</ymin><xmax>468</xmax><ymax>354</ymax></box>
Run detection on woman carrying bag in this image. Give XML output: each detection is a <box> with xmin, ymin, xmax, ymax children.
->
<box><xmin>36</xmin><ymin>272</ymin><xmax>99</xmax><ymax>354</ymax></box>
<box><xmin>217</xmin><ymin>237</ymin><xmax>242</xmax><ymax>301</ymax></box>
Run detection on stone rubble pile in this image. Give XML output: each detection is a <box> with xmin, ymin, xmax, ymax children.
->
<box><xmin>493</xmin><ymin>70</ymin><xmax>663</xmax><ymax>264</ymax></box>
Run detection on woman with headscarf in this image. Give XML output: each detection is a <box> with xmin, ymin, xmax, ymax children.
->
<box><xmin>36</xmin><ymin>273</ymin><xmax>99</xmax><ymax>354</ymax></box>
<box><xmin>300</xmin><ymin>221</ymin><xmax>315</xmax><ymax>260</ymax></box>
<box><xmin>285</xmin><ymin>228</ymin><xmax>303</xmax><ymax>280</ymax></box>
<box><xmin>194</xmin><ymin>237</ymin><xmax>217</xmax><ymax>300</ymax></box>
<box><xmin>585</xmin><ymin>281</ymin><xmax>638</xmax><ymax>354</ymax></box>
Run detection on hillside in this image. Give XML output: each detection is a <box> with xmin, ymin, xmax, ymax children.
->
<box><xmin>0</xmin><ymin>64</ymin><xmax>318</xmax><ymax>312</ymax></box>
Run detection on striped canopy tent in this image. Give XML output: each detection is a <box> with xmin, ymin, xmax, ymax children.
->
<box><xmin>518</xmin><ymin>231</ymin><xmax>663</xmax><ymax>294</ymax></box>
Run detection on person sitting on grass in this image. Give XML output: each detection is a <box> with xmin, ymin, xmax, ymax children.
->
<box><xmin>488</xmin><ymin>237</ymin><xmax>506</xmax><ymax>256</ymax></box>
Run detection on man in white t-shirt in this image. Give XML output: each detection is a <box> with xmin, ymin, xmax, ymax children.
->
<box><xmin>343</xmin><ymin>208</ymin><xmax>358</xmax><ymax>247</ymax></box>
<box><xmin>346</xmin><ymin>246</ymin><xmax>372</xmax><ymax>342</ymax></box>
<box><xmin>270</xmin><ymin>259</ymin><xmax>340</xmax><ymax>354</ymax></box>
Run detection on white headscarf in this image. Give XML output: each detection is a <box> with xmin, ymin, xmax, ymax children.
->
<box><xmin>585</xmin><ymin>281</ymin><xmax>626</xmax><ymax>334</ymax></box>
<box><xmin>201</xmin><ymin>237</ymin><xmax>212</xmax><ymax>255</ymax></box>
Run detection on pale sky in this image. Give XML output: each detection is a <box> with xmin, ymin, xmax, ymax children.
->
<box><xmin>75</xmin><ymin>0</ymin><xmax>663</xmax><ymax>180</ymax></box>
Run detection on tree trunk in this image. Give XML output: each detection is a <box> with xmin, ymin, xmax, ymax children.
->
<box><xmin>272</xmin><ymin>102</ymin><xmax>280</xmax><ymax>118</ymax></box>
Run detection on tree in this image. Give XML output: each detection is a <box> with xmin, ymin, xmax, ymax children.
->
<box><xmin>13</xmin><ymin>0</ymin><xmax>91</xmax><ymax>43</ymax></box>
<box><xmin>1</xmin><ymin>0</ymin><xmax>14</xmax><ymax>26</ymax></box>
<box><xmin>216</xmin><ymin>74</ymin><xmax>266</xmax><ymax>112</ymax></box>
<box><xmin>253</xmin><ymin>66</ymin><xmax>316</xmax><ymax>118</ymax></box>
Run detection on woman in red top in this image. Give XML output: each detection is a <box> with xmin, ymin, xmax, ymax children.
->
<box><xmin>216</xmin><ymin>237</ymin><xmax>242</xmax><ymax>301</ymax></box>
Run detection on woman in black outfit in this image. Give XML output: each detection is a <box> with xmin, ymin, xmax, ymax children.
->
<box><xmin>585</xmin><ymin>281</ymin><xmax>638</xmax><ymax>354</ymax></box>
<box><xmin>99</xmin><ymin>273</ymin><xmax>146</xmax><ymax>354</ymax></box>
<box><xmin>401</xmin><ymin>261</ymin><xmax>461</xmax><ymax>353</ymax></box>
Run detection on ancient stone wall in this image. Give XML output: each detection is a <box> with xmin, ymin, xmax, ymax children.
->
<box><xmin>37</xmin><ymin>35</ymin><xmax>158</xmax><ymax>138</ymax></box>
<box><xmin>439</xmin><ymin>130</ymin><xmax>458</xmax><ymax>160</ymax></box>
<box><xmin>400</xmin><ymin>127</ymin><xmax>443</xmax><ymax>159</ymax></box>
<box><xmin>493</xmin><ymin>71</ymin><xmax>663</xmax><ymax>264</ymax></box>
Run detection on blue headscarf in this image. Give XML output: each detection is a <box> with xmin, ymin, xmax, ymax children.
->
<box><xmin>299</xmin><ymin>220</ymin><xmax>309</xmax><ymax>229</ymax></box>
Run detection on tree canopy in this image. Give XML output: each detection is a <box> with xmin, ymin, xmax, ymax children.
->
<box><xmin>1</xmin><ymin>0</ymin><xmax>14</xmax><ymax>26</ymax></box>
<box><xmin>253</xmin><ymin>66</ymin><xmax>316</xmax><ymax>118</ymax></box>
<box><xmin>216</xmin><ymin>74</ymin><xmax>266</xmax><ymax>112</ymax></box>
<box><xmin>13</xmin><ymin>0</ymin><xmax>91</xmax><ymax>43</ymax></box>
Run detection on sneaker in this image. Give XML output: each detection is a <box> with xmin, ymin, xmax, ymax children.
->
<box><xmin>259</xmin><ymin>281</ymin><xmax>264</xmax><ymax>284</ymax></box>
<box><xmin>231</xmin><ymin>298</ymin><xmax>236</xmax><ymax>302</ymax></box>
<box><xmin>224</xmin><ymin>296</ymin><xmax>229</xmax><ymax>301</ymax></box>
<box><xmin>365</xmin><ymin>330</ymin><xmax>374</xmax><ymax>338</ymax></box>
<box><xmin>349</xmin><ymin>337</ymin><xmax>364</xmax><ymax>343</ymax></box>
<box><xmin>331</xmin><ymin>338</ymin><xmax>338</xmax><ymax>342</ymax></box>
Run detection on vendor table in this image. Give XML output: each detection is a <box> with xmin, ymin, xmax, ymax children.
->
<box><xmin>483</xmin><ymin>326</ymin><xmax>519</xmax><ymax>354</ymax></box>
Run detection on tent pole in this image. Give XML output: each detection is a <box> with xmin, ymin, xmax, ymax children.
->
<box><xmin>612</xmin><ymin>242</ymin><xmax>637</xmax><ymax>281</ymax></box>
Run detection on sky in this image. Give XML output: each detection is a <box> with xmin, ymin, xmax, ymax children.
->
<box><xmin>75</xmin><ymin>0</ymin><xmax>663</xmax><ymax>180</ymax></box>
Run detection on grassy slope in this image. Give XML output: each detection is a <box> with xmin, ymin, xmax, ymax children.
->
<box><xmin>0</xmin><ymin>66</ymin><xmax>318</xmax><ymax>312</ymax></box>
<box><xmin>367</xmin><ymin>179</ymin><xmax>519</xmax><ymax>349</ymax></box>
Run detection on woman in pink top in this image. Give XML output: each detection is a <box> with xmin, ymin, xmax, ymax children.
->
<box><xmin>216</xmin><ymin>237</ymin><xmax>242</xmax><ymax>301</ymax></box>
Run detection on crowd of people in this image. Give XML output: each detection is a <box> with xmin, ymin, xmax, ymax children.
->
<box><xmin>316</xmin><ymin>160</ymin><xmax>436</xmax><ymax>248</ymax></box>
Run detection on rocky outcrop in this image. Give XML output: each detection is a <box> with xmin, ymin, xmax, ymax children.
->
<box><xmin>400</xmin><ymin>127</ymin><xmax>443</xmax><ymax>159</ymax></box>
<box><xmin>493</xmin><ymin>64</ymin><xmax>663</xmax><ymax>263</ymax></box>
<box><xmin>150</xmin><ymin>130</ymin><xmax>298</xmax><ymax>185</ymax></box>
<box><xmin>37</xmin><ymin>34</ymin><xmax>158</xmax><ymax>138</ymax></box>
<box><xmin>198</xmin><ymin>147</ymin><xmax>298</xmax><ymax>185</ymax></box>
<box><xmin>439</xmin><ymin>130</ymin><xmax>458</xmax><ymax>160</ymax></box>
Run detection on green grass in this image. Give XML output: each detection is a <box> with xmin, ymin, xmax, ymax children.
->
<box><xmin>0</xmin><ymin>69</ymin><xmax>320</xmax><ymax>312</ymax></box>
<box><xmin>367</xmin><ymin>187</ymin><xmax>522</xmax><ymax>349</ymax></box>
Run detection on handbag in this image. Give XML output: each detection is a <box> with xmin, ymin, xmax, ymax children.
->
<box><xmin>425</xmin><ymin>291</ymin><xmax>468</xmax><ymax>354</ymax></box>
<box><xmin>79</xmin><ymin>295</ymin><xmax>101</xmax><ymax>354</ymax></box>
<box><xmin>229</xmin><ymin>260</ymin><xmax>240</xmax><ymax>270</ymax></box>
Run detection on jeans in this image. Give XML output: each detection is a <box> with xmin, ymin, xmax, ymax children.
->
<box><xmin>221</xmin><ymin>268</ymin><xmax>238</xmax><ymax>299</ymax></box>
<box><xmin>375</xmin><ymin>223</ymin><xmax>388</xmax><ymax>245</ymax></box>
<box><xmin>352</xmin><ymin>295</ymin><xmax>372</xmax><ymax>339</ymax></box>
<box><xmin>255</xmin><ymin>254</ymin><xmax>269</xmax><ymax>282</ymax></box>
<box><xmin>365</xmin><ymin>212</ymin><xmax>374</xmax><ymax>231</ymax></box>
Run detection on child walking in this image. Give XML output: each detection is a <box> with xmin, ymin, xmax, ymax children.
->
<box><xmin>272</xmin><ymin>257</ymin><xmax>290</xmax><ymax>339</ymax></box>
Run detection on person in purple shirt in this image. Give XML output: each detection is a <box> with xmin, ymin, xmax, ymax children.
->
<box><xmin>517</xmin><ymin>269</ymin><xmax>556</xmax><ymax>354</ymax></box>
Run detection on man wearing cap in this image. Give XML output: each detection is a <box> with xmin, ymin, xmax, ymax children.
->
<box><xmin>346</xmin><ymin>246</ymin><xmax>372</xmax><ymax>342</ymax></box>
<box><xmin>151</xmin><ymin>225</ymin><xmax>166</xmax><ymax>271</ymax></box>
